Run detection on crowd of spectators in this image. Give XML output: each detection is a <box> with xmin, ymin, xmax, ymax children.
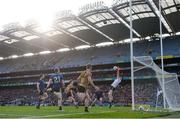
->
<box><xmin>0</xmin><ymin>80</ymin><xmax>160</xmax><ymax>107</ymax></box>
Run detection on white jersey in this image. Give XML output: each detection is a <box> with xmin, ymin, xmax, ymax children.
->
<box><xmin>111</xmin><ymin>77</ymin><xmax>122</xmax><ymax>88</ymax></box>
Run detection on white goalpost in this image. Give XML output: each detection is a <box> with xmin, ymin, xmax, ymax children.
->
<box><xmin>129</xmin><ymin>0</ymin><xmax>180</xmax><ymax>111</ymax></box>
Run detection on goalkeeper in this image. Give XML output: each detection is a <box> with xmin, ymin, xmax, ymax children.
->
<box><xmin>108</xmin><ymin>66</ymin><xmax>123</xmax><ymax>108</ymax></box>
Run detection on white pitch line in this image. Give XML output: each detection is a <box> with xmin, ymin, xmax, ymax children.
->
<box><xmin>0</xmin><ymin>113</ymin><xmax>33</xmax><ymax>119</ymax></box>
<box><xmin>24</xmin><ymin>112</ymin><xmax>96</xmax><ymax>119</ymax></box>
<box><xmin>21</xmin><ymin>110</ymin><xmax>114</xmax><ymax>119</ymax></box>
<box><xmin>0</xmin><ymin>114</ymin><xmax>6</xmax><ymax>115</ymax></box>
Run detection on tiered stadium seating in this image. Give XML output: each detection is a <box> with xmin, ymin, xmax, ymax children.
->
<box><xmin>0</xmin><ymin>36</ymin><xmax>179</xmax><ymax>72</ymax></box>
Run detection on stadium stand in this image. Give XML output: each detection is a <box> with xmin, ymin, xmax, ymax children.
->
<box><xmin>0</xmin><ymin>35</ymin><xmax>179</xmax><ymax>73</ymax></box>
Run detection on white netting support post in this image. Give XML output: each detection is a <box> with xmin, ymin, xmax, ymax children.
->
<box><xmin>129</xmin><ymin>0</ymin><xmax>135</xmax><ymax>110</ymax></box>
<box><xmin>156</xmin><ymin>92</ymin><xmax>159</xmax><ymax>110</ymax></box>
<box><xmin>159</xmin><ymin>0</ymin><xmax>166</xmax><ymax>109</ymax></box>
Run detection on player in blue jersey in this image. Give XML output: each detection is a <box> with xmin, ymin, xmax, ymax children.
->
<box><xmin>91</xmin><ymin>88</ymin><xmax>104</xmax><ymax>107</ymax></box>
<box><xmin>46</xmin><ymin>67</ymin><xmax>64</xmax><ymax>111</ymax></box>
<box><xmin>36</xmin><ymin>74</ymin><xmax>48</xmax><ymax>109</ymax></box>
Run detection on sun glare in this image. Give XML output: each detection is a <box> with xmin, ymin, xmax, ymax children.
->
<box><xmin>0</xmin><ymin>0</ymin><xmax>112</xmax><ymax>31</ymax></box>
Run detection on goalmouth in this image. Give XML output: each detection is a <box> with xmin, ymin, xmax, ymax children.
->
<box><xmin>132</xmin><ymin>56</ymin><xmax>180</xmax><ymax>111</ymax></box>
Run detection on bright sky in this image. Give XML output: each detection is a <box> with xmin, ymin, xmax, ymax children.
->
<box><xmin>0</xmin><ymin>0</ymin><xmax>112</xmax><ymax>29</ymax></box>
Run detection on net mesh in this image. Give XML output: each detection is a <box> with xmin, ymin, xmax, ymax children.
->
<box><xmin>133</xmin><ymin>56</ymin><xmax>180</xmax><ymax>111</ymax></box>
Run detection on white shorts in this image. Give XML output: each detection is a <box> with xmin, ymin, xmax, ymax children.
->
<box><xmin>111</xmin><ymin>78</ymin><xmax>122</xmax><ymax>89</ymax></box>
<box><xmin>54</xmin><ymin>90</ymin><xmax>62</xmax><ymax>99</ymax></box>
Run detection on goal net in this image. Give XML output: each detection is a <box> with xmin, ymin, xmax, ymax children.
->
<box><xmin>133</xmin><ymin>56</ymin><xmax>180</xmax><ymax>111</ymax></box>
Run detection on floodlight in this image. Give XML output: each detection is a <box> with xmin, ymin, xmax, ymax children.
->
<box><xmin>39</xmin><ymin>50</ymin><xmax>51</xmax><ymax>55</ymax></box>
<box><xmin>56</xmin><ymin>48</ymin><xmax>70</xmax><ymax>52</ymax></box>
<box><xmin>95</xmin><ymin>42</ymin><xmax>113</xmax><ymax>47</ymax></box>
<box><xmin>75</xmin><ymin>45</ymin><xmax>90</xmax><ymax>50</ymax></box>
<box><xmin>23</xmin><ymin>53</ymin><xmax>34</xmax><ymax>57</ymax></box>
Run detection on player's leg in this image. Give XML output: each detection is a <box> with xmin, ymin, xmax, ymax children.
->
<box><xmin>54</xmin><ymin>90</ymin><xmax>63</xmax><ymax>111</ymax></box>
<box><xmin>37</xmin><ymin>92</ymin><xmax>48</xmax><ymax>109</ymax></box>
<box><xmin>36</xmin><ymin>91</ymin><xmax>44</xmax><ymax>109</ymax></box>
<box><xmin>108</xmin><ymin>78</ymin><xmax>121</xmax><ymax>108</ymax></box>
<box><xmin>77</xmin><ymin>92</ymin><xmax>87</xmax><ymax>111</ymax></box>
<box><xmin>77</xmin><ymin>92</ymin><xmax>86</xmax><ymax>103</ymax></box>
<box><xmin>108</xmin><ymin>89</ymin><xmax>113</xmax><ymax>102</ymax></box>
<box><xmin>70</xmin><ymin>96</ymin><xmax>79</xmax><ymax>108</ymax></box>
<box><xmin>90</xmin><ymin>98</ymin><xmax>97</xmax><ymax>107</ymax></box>
<box><xmin>108</xmin><ymin>88</ymin><xmax>114</xmax><ymax>108</ymax></box>
<box><xmin>84</xmin><ymin>93</ymin><xmax>90</xmax><ymax>112</ymax></box>
<box><xmin>66</xmin><ymin>91</ymin><xmax>78</xmax><ymax>108</ymax></box>
<box><xmin>77</xmin><ymin>85</ymin><xmax>90</xmax><ymax>112</ymax></box>
<box><xmin>41</xmin><ymin>92</ymin><xmax>48</xmax><ymax>100</ymax></box>
<box><xmin>84</xmin><ymin>90</ymin><xmax>93</xmax><ymax>112</ymax></box>
<box><xmin>99</xmin><ymin>97</ymin><xmax>103</xmax><ymax>106</ymax></box>
<box><xmin>36</xmin><ymin>96</ymin><xmax>41</xmax><ymax>109</ymax></box>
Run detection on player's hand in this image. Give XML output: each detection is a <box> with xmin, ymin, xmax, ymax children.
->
<box><xmin>37</xmin><ymin>90</ymin><xmax>40</xmax><ymax>93</ymax></box>
<box><xmin>46</xmin><ymin>88</ymin><xmax>52</xmax><ymax>92</ymax></box>
<box><xmin>94</xmin><ymin>86</ymin><xmax>99</xmax><ymax>90</ymax></box>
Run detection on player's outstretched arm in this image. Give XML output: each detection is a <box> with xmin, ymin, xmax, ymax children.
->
<box><xmin>113</xmin><ymin>66</ymin><xmax>121</xmax><ymax>80</ymax></box>
<box><xmin>37</xmin><ymin>82</ymin><xmax>40</xmax><ymax>93</ymax></box>
<box><xmin>115</xmin><ymin>66</ymin><xmax>123</xmax><ymax>81</ymax></box>
<box><xmin>46</xmin><ymin>79</ymin><xmax>52</xmax><ymax>89</ymax></box>
<box><xmin>88</xmin><ymin>75</ymin><xmax>99</xmax><ymax>90</ymax></box>
<box><xmin>60</xmin><ymin>80</ymin><xmax>65</xmax><ymax>89</ymax></box>
<box><xmin>77</xmin><ymin>71</ymin><xmax>83</xmax><ymax>83</ymax></box>
<box><xmin>117</xmin><ymin>68</ymin><xmax>120</xmax><ymax>80</ymax></box>
<box><xmin>40</xmin><ymin>74</ymin><xmax>45</xmax><ymax>80</ymax></box>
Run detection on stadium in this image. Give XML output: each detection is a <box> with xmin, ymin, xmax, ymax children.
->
<box><xmin>0</xmin><ymin>0</ymin><xmax>180</xmax><ymax>118</ymax></box>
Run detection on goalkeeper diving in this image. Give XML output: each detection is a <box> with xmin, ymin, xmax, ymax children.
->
<box><xmin>108</xmin><ymin>66</ymin><xmax>123</xmax><ymax>108</ymax></box>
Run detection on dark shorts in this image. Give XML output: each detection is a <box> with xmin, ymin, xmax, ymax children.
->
<box><xmin>110</xmin><ymin>86</ymin><xmax>116</xmax><ymax>91</ymax></box>
<box><xmin>39</xmin><ymin>90</ymin><xmax>45</xmax><ymax>95</ymax></box>
<box><xmin>77</xmin><ymin>85</ymin><xmax>86</xmax><ymax>93</ymax></box>
<box><xmin>66</xmin><ymin>92</ymin><xmax>72</xmax><ymax>97</ymax></box>
<box><xmin>95</xmin><ymin>91</ymin><xmax>103</xmax><ymax>100</ymax></box>
<box><xmin>52</xmin><ymin>88</ymin><xmax>61</xmax><ymax>92</ymax></box>
<box><xmin>96</xmin><ymin>95</ymin><xmax>103</xmax><ymax>100</ymax></box>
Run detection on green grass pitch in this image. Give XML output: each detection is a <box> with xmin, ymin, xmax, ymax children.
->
<box><xmin>0</xmin><ymin>106</ymin><xmax>180</xmax><ymax>118</ymax></box>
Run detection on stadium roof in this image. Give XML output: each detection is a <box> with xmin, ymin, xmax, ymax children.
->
<box><xmin>0</xmin><ymin>0</ymin><xmax>180</xmax><ymax>59</ymax></box>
